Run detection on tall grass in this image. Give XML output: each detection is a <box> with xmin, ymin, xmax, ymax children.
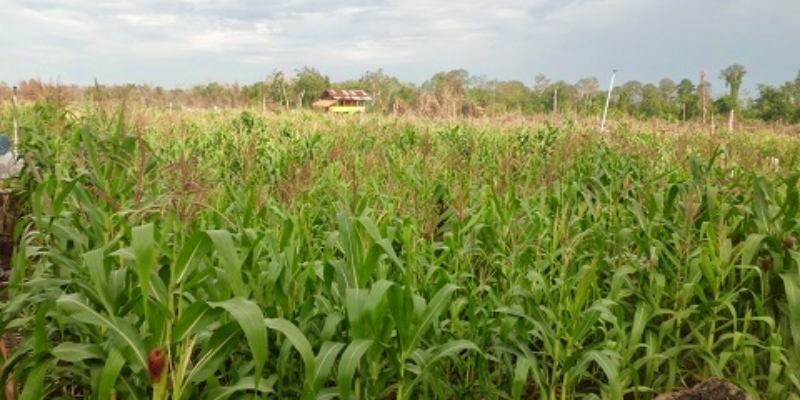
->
<box><xmin>1</xmin><ymin>103</ymin><xmax>800</xmax><ymax>399</ymax></box>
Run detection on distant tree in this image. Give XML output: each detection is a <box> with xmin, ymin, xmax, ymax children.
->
<box><xmin>359</xmin><ymin>69</ymin><xmax>391</xmax><ymax>111</ymax></box>
<box><xmin>641</xmin><ymin>84</ymin><xmax>666</xmax><ymax>118</ymax></box>
<box><xmin>752</xmin><ymin>71</ymin><xmax>800</xmax><ymax>123</ymax></box>
<box><xmin>754</xmin><ymin>84</ymin><xmax>793</xmax><ymax>122</ymax></box>
<box><xmin>544</xmin><ymin>81</ymin><xmax>579</xmax><ymax>114</ymax></box>
<box><xmin>575</xmin><ymin>77</ymin><xmax>600</xmax><ymax>115</ymax></box>
<box><xmin>266</xmin><ymin>71</ymin><xmax>292</xmax><ymax>108</ymax></box>
<box><xmin>293</xmin><ymin>67</ymin><xmax>330</xmax><ymax>108</ymax></box>
<box><xmin>354</xmin><ymin>69</ymin><xmax>419</xmax><ymax>114</ymax></box>
<box><xmin>697</xmin><ymin>72</ymin><xmax>712</xmax><ymax>122</ymax></box>
<box><xmin>676</xmin><ymin>78</ymin><xmax>697</xmax><ymax>119</ymax></box>
<box><xmin>533</xmin><ymin>74</ymin><xmax>550</xmax><ymax>92</ymax></box>
<box><xmin>466</xmin><ymin>75</ymin><xmax>495</xmax><ymax>109</ymax></box>
<box><xmin>720</xmin><ymin>63</ymin><xmax>747</xmax><ymax>111</ymax></box>
<box><xmin>494</xmin><ymin>80</ymin><xmax>531</xmax><ymax>113</ymax></box>
<box><xmin>615</xmin><ymin>80</ymin><xmax>644</xmax><ymax>115</ymax></box>
<box><xmin>423</xmin><ymin>69</ymin><xmax>469</xmax><ymax>117</ymax></box>
<box><xmin>658</xmin><ymin>78</ymin><xmax>678</xmax><ymax>117</ymax></box>
<box><xmin>193</xmin><ymin>82</ymin><xmax>227</xmax><ymax>108</ymax></box>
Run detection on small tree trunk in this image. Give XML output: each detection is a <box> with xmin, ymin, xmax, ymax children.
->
<box><xmin>553</xmin><ymin>89</ymin><xmax>558</xmax><ymax>113</ymax></box>
<box><xmin>728</xmin><ymin>109</ymin><xmax>735</xmax><ymax>132</ymax></box>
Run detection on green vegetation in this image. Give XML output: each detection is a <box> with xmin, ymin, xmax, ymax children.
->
<box><xmin>5</xmin><ymin>64</ymin><xmax>800</xmax><ymax>123</ymax></box>
<box><xmin>2</xmin><ymin>102</ymin><xmax>800</xmax><ymax>399</ymax></box>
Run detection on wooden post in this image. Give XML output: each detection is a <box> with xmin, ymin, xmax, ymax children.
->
<box><xmin>728</xmin><ymin>109</ymin><xmax>734</xmax><ymax>132</ymax></box>
<box><xmin>711</xmin><ymin>113</ymin><xmax>716</xmax><ymax>135</ymax></box>
<box><xmin>700</xmin><ymin>72</ymin><xmax>708</xmax><ymax>124</ymax></box>
<box><xmin>553</xmin><ymin>89</ymin><xmax>558</xmax><ymax>113</ymax></box>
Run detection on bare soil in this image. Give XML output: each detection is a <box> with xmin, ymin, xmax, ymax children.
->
<box><xmin>655</xmin><ymin>378</ymin><xmax>752</xmax><ymax>400</ymax></box>
<box><xmin>0</xmin><ymin>192</ymin><xmax>16</xmax><ymax>292</ymax></box>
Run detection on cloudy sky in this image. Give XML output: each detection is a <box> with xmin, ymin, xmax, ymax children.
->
<box><xmin>1</xmin><ymin>0</ymin><xmax>798</xmax><ymax>94</ymax></box>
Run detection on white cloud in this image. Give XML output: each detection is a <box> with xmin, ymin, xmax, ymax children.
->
<box><xmin>1</xmin><ymin>0</ymin><xmax>798</xmax><ymax>90</ymax></box>
<box><xmin>14</xmin><ymin>7</ymin><xmax>101</xmax><ymax>39</ymax></box>
<box><xmin>116</xmin><ymin>13</ymin><xmax>183</xmax><ymax>28</ymax></box>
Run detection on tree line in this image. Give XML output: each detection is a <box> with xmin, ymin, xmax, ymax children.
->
<box><xmin>3</xmin><ymin>64</ymin><xmax>800</xmax><ymax>123</ymax></box>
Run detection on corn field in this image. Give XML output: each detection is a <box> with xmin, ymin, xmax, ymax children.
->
<box><xmin>1</xmin><ymin>102</ymin><xmax>800</xmax><ymax>399</ymax></box>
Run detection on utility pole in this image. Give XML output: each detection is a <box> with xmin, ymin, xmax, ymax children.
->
<box><xmin>600</xmin><ymin>70</ymin><xmax>617</xmax><ymax>132</ymax></box>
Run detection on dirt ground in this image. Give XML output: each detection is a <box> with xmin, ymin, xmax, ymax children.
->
<box><xmin>0</xmin><ymin>234</ymin><xmax>10</xmax><ymax>286</ymax></box>
<box><xmin>0</xmin><ymin>192</ymin><xmax>16</xmax><ymax>291</ymax></box>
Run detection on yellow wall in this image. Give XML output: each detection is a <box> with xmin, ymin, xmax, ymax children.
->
<box><xmin>329</xmin><ymin>106</ymin><xmax>366</xmax><ymax>114</ymax></box>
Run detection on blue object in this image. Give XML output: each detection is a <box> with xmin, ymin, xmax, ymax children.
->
<box><xmin>0</xmin><ymin>134</ymin><xmax>10</xmax><ymax>155</ymax></box>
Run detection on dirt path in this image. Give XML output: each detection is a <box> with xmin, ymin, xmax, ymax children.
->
<box><xmin>0</xmin><ymin>234</ymin><xmax>10</xmax><ymax>290</ymax></box>
<box><xmin>0</xmin><ymin>192</ymin><xmax>16</xmax><ymax>292</ymax></box>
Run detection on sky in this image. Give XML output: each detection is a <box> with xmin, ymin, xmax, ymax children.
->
<box><xmin>1</xmin><ymin>0</ymin><xmax>799</xmax><ymax>95</ymax></box>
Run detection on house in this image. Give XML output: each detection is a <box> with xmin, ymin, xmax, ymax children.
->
<box><xmin>313</xmin><ymin>89</ymin><xmax>373</xmax><ymax>114</ymax></box>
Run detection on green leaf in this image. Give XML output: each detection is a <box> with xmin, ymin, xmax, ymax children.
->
<box><xmin>186</xmin><ymin>322</ymin><xmax>243</xmax><ymax>385</ymax></box>
<box><xmin>781</xmin><ymin>273</ymin><xmax>800</xmax><ymax>353</ymax></box>
<box><xmin>336</xmin><ymin>207</ymin><xmax>361</xmax><ymax>289</ymax></box>
<box><xmin>320</xmin><ymin>313</ymin><xmax>344</xmax><ymax>342</ymax></box>
<box><xmin>206</xmin><ymin>375</ymin><xmax>277</xmax><ymax>400</ymax></box>
<box><xmin>207</xmin><ymin>230</ymin><xmax>246</xmax><ymax>297</ymax></box>
<box><xmin>210</xmin><ymin>298</ymin><xmax>267</xmax><ymax>389</ymax></box>
<box><xmin>407</xmin><ymin>284</ymin><xmax>458</xmax><ymax>355</ymax></box>
<box><xmin>97</xmin><ymin>347</ymin><xmax>126</xmax><ymax>400</ymax></box>
<box><xmin>173</xmin><ymin>301</ymin><xmax>222</xmax><ymax>343</ymax></box>
<box><xmin>19</xmin><ymin>358</ymin><xmax>51</xmax><ymax>400</ymax></box>
<box><xmin>359</xmin><ymin>216</ymin><xmax>403</xmax><ymax>269</ymax></box>
<box><xmin>630</xmin><ymin>302</ymin><xmax>651</xmax><ymax>349</ymax></box>
<box><xmin>57</xmin><ymin>293</ymin><xmax>148</xmax><ymax>372</ymax></box>
<box><xmin>132</xmin><ymin>224</ymin><xmax>158</xmax><ymax>283</ymax></box>
<box><xmin>132</xmin><ymin>224</ymin><xmax>161</xmax><ymax>335</ymax></box>
<box><xmin>740</xmin><ymin>234</ymin><xmax>766</xmax><ymax>266</ymax></box>
<box><xmin>314</xmin><ymin>342</ymin><xmax>346</xmax><ymax>390</ymax></box>
<box><xmin>51</xmin><ymin>343</ymin><xmax>105</xmax><ymax>363</ymax></box>
<box><xmin>33</xmin><ymin>302</ymin><xmax>50</xmax><ymax>354</ymax></box>
<box><xmin>264</xmin><ymin>318</ymin><xmax>316</xmax><ymax>385</ymax></box>
<box><xmin>364</xmin><ymin>280</ymin><xmax>396</xmax><ymax>319</ymax></box>
<box><xmin>84</xmin><ymin>249</ymin><xmax>114</xmax><ymax>312</ymax></box>
<box><xmin>337</xmin><ymin>339</ymin><xmax>374</xmax><ymax>400</ymax></box>
<box><xmin>173</xmin><ymin>231</ymin><xmax>213</xmax><ymax>287</ymax></box>
<box><xmin>512</xmin><ymin>357</ymin><xmax>533</xmax><ymax>400</ymax></box>
<box><xmin>585</xmin><ymin>349</ymin><xmax>622</xmax><ymax>399</ymax></box>
<box><xmin>404</xmin><ymin>340</ymin><xmax>479</xmax><ymax>400</ymax></box>
<box><xmin>317</xmin><ymin>387</ymin><xmax>340</xmax><ymax>400</ymax></box>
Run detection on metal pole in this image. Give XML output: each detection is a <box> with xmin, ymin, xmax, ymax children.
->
<box><xmin>11</xmin><ymin>86</ymin><xmax>19</xmax><ymax>155</ymax></box>
<box><xmin>600</xmin><ymin>70</ymin><xmax>617</xmax><ymax>132</ymax></box>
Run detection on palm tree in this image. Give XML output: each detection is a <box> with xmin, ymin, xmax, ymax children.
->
<box><xmin>720</xmin><ymin>64</ymin><xmax>747</xmax><ymax>111</ymax></box>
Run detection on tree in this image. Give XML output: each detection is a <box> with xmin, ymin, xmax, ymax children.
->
<box><xmin>359</xmin><ymin>69</ymin><xmax>389</xmax><ymax>111</ymax></box>
<box><xmin>658</xmin><ymin>78</ymin><xmax>678</xmax><ymax>117</ymax></box>
<box><xmin>640</xmin><ymin>84</ymin><xmax>666</xmax><ymax>118</ymax></box>
<box><xmin>575</xmin><ymin>77</ymin><xmax>600</xmax><ymax>114</ymax></box>
<box><xmin>676</xmin><ymin>78</ymin><xmax>698</xmax><ymax>120</ymax></box>
<box><xmin>356</xmin><ymin>70</ymin><xmax>418</xmax><ymax>114</ymax></box>
<box><xmin>754</xmin><ymin>84</ymin><xmax>792</xmax><ymax>122</ymax></box>
<box><xmin>494</xmin><ymin>80</ymin><xmax>531</xmax><ymax>113</ymax></box>
<box><xmin>293</xmin><ymin>67</ymin><xmax>330</xmax><ymax>108</ymax></box>
<box><xmin>423</xmin><ymin>69</ymin><xmax>469</xmax><ymax>117</ymax></box>
<box><xmin>544</xmin><ymin>81</ymin><xmax>579</xmax><ymax>114</ymax></box>
<box><xmin>265</xmin><ymin>70</ymin><xmax>292</xmax><ymax>108</ymax></box>
<box><xmin>614</xmin><ymin>80</ymin><xmax>644</xmax><ymax>115</ymax></box>
<box><xmin>720</xmin><ymin>63</ymin><xmax>747</xmax><ymax>111</ymax></box>
<box><xmin>752</xmin><ymin>71</ymin><xmax>800</xmax><ymax>123</ymax></box>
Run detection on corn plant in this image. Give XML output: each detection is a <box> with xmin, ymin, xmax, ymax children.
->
<box><xmin>1</xmin><ymin>103</ymin><xmax>800</xmax><ymax>399</ymax></box>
